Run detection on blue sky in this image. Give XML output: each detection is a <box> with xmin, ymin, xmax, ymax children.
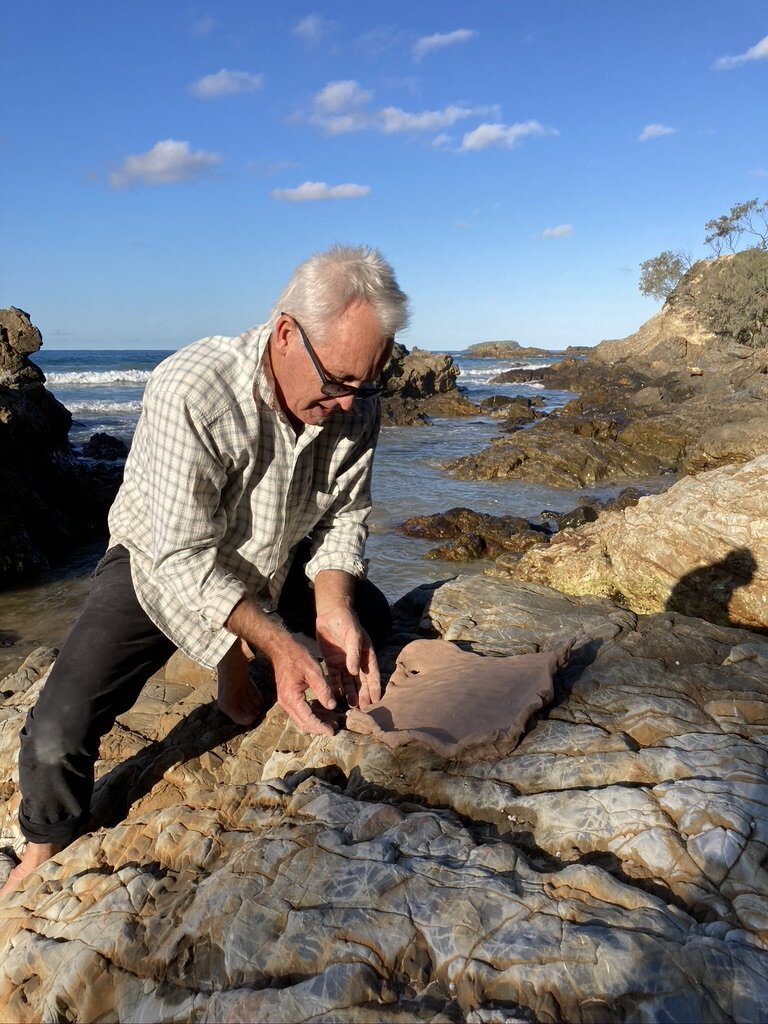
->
<box><xmin>2</xmin><ymin>1</ymin><xmax>766</xmax><ymax>351</ymax></box>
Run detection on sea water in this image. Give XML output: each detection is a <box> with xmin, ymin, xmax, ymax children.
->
<box><xmin>0</xmin><ymin>346</ymin><xmax>617</xmax><ymax>676</ymax></box>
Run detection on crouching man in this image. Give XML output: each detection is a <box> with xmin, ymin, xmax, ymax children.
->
<box><xmin>2</xmin><ymin>243</ymin><xmax>408</xmax><ymax>894</ymax></box>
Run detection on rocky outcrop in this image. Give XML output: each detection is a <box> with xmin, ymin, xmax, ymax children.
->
<box><xmin>396</xmin><ymin>506</ymin><xmax>548</xmax><ymax>560</ymax></box>
<box><xmin>1</xmin><ymin>574</ymin><xmax>767</xmax><ymax>1022</ymax></box>
<box><xmin>381</xmin><ymin>343</ymin><xmax>479</xmax><ymax>425</ymax></box>
<box><xmin>502</xmin><ymin>454</ymin><xmax>768</xmax><ymax>632</ymax></box>
<box><xmin>0</xmin><ymin>308</ymin><xmax>125</xmax><ymax>582</ymax></box>
<box><xmin>471</xmin><ymin>253</ymin><xmax>768</xmax><ymax>484</ymax></box>
<box><xmin>463</xmin><ymin>340</ymin><xmax>552</xmax><ymax>359</ymax></box>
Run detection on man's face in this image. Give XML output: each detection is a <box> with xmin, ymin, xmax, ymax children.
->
<box><xmin>270</xmin><ymin>302</ymin><xmax>392</xmax><ymax>430</ymax></box>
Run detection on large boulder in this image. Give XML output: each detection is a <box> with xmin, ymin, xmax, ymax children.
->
<box><xmin>380</xmin><ymin>343</ymin><xmax>478</xmax><ymax>425</ymax></box>
<box><xmin>0</xmin><ymin>576</ymin><xmax>766</xmax><ymax>1021</ymax></box>
<box><xmin>505</xmin><ymin>454</ymin><xmax>768</xmax><ymax>631</ymax></box>
<box><xmin>0</xmin><ymin>308</ymin><xmax>124</xmax><ymax>581</ymax></box>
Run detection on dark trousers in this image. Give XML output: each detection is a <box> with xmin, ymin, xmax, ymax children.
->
<box><xmin>18</xmin><ymin>544</ymin><xmax>391</xmax><ymax>846</ymax></box>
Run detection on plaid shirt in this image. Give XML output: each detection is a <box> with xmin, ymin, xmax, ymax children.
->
<box><xmin>108</xmin><ymin>324</ymin><xmax>380</xmax><ymax>668</ymax></box>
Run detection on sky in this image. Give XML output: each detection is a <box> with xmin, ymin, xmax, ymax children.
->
<box><xmin>2</xmin><ymin>1</ymin><xmax>767</xmax><ymax>352</ymax></box>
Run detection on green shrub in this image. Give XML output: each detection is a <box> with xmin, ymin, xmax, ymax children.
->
<box><xmin>673</xmin><ymin>249</ymin><xmax>768</xmax><ymax>347</ymax></box>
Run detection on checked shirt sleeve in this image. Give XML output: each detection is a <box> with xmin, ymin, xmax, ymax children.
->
<box><xmin>304</xmin><ymin>403</ymin><xmax>381</xmax><ymax>581</ymax></box>
<box><xmin>133</xmin><ymin>383</ymin><xmax>247</xmax><ymax>631</ymax></box>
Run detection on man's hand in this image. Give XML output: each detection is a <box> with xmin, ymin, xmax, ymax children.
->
<box><xmin>315</xmin><ymin>607</ymin><xmax>381</xmax><ymax>709</ymax></box>
<box><xmin>225</xmin><ymin>597</ymin><xmax>338</xmax><ymax>737</ymax></box>
<box><xmin>271</xmin><ymin>637</ymin><xmax>340</xmax><ymax>737</ymax></box>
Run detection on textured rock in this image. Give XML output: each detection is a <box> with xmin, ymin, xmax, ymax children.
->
<box><xmin>396</xmin><ymin>507</ymin><xmax>547</xmax><ymax>561</ymax></box>
<box><xmin>445</xmin><ymin>428</ymin><xmax>662</xmax><ymax>487</ymax></box>
<box><xmin>0</xmin><ymin>308</ymin><xmax>124</xmax><ymax>581</ymax></box>
<box><xmin>508</xmin><ymin>454</ymin><xmax>768</xmax><ymax>631</ymax></box>
<box><xmin>1</xmin><ymin>574</ymin><xmax>767</xmax><ymax>1021</ymax></box>
<box><xmin>381</xmin><ymin>343</ymin><xmax>479</xmax><ymax>425</ymax></box>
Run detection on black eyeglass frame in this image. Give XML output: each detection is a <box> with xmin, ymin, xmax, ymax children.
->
<box><xmin>280</xmin><ymin>311</ymin><xmax>386</xmax><ymax>398</ymax></box>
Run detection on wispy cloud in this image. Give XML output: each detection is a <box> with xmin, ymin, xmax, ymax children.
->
<box><xmin>413</xmin><ymin>28</ymin><xmax>476</xmax><ymax>61</ymax></box>
<box><xmin>271</xmin><ymin>181</ymin><xmax>371</xmax><ymax>202</ymax></box>
<box><xmin>190</xmin><ymin>16</ymin><xmax>216</xmax><ymax>37</ymax></box>
<box><xmin>461</xmin><ymin>121</ymin><xmax>556</xmax><ymax>151</ymax></box>
<box><xmin>305</xmin><ymin>79</ymin><xmax>495</xmax><ymax>136</ymax></box>
<box><xmin>637</xmin><ymin>123</ymin><xmax>677</xmax><ymax>142</ymax></box>
<box><xmin>189</xmin><ymin>69</ymin><xmax>263</xmax><ymax>98</ymax></box>
<box><xmin>293</xmin><ymin>14</ymin><xmax>334</xmax><ymax>48</ymax></box>
<box><xmin>713</xmin><ymin>34</ymin><xmax>768</xmax><ymax>70</ymax></box>
<box><xmin>380</xmin><ymin>104</ymin><xmax>489</xmax><ymax>133</ymax></box>
<box><xmin>108</xmin><ymin>140</ymin><xmax>222</xmax><ymax>189</ymax></box>
<box><xmin>749</xmin><ymin>168</ymin><xmax>768</xmax><ymax>178</ymax></box>
<box><xmin>542</xmin><ymin>224</ymin><xmax>573</xmax><ymax>238</ymax></box>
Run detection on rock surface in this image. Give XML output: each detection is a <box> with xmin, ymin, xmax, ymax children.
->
<box><xmin>396</xmin><ymin>507</ymin><xmax>548</xmax><ymax>561</ymax></box>
<box><xmin>381</xmin><ymin>343</ymin><xmax>479</xmax><ymax>425</ymax></box>
<box><xmin>1</xmin><ymin>574</ymin><xmax>767</xmax><ymax>1022</ymax></box>
<box><xmin>506</xmin><ymin>454</ymin><xmax>768</xmax><ymax>632</ymax></box>
<box><xmin>0</xmin><ymin>308</ymin><xmax>125</xmax><ymax>582</ymax></box>
<box><xmin>466</xmin><ymin>253</ymin><xmax>768</xmax><ymax>487</ymax></box>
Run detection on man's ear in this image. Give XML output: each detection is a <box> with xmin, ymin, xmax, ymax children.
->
<box><xmin>272</xmin><ymin>314</ymin><xmax>292</xmax><ymax>355</ymax></box>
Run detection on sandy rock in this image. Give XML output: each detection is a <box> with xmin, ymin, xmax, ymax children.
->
<box><xmin>508</xmin><ymin>454</ymin><xmax>768</xmax><ymax>630</ymax></box>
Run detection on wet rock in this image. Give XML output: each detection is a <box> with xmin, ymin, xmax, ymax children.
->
<box><xmin>0</xmin><ymin>309</ymin><xmax>124</xmax><ymax>582</ymax></box>
<box><xmin>445</xmin><ymin>429</ymin><xmax>662</xmax><ymax>487</ymax></box>
<box><xmin>396</xmin><ymin>507</ymin><xmax>547</xmax><ymax>561</ymax></box>
<box><xmin>81</xmin><ymin>432</ymin><xmax>129</xmax><ymax>461</ymax></box>
<box><xmin>380</xmin><ymin>343</ymin><xmax>480</xmax><ymax>425</ymax></box>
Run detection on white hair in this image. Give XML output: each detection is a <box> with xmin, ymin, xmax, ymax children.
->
<box><xmin>268</xmin><ymin>244</ymin><xmax>409</xmax><ymax>342</ymax></box>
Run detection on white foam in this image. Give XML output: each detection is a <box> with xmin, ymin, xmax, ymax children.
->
<box><xmin>67</xmin><ymin>400</ymin><xmax>143</xmax><ymax>414</ymax></box>
<box><xmin>46</xmin><ymin>369</ymin><xmax>151</xmax><ymax>385</ymax></box>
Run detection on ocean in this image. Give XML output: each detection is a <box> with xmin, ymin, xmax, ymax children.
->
<box><xmin>0</xmin><ymin>345</ymin><xmax>617</xmax><ymax>677</ymax></box>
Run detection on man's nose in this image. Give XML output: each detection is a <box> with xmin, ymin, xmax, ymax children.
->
<box><xmin>336</xmin><ymin>394</ymin><xmax>356</xmax><ymax>412</ymax></box>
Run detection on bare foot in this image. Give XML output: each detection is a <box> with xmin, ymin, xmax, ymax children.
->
<box><xmin>216</xmin><ymin>639</ymin><xmax>264</xmax><ymax>726</ymax></box>
<box><xmin>0</xmin><ymin>842</ymin><xmax>63</xmax><ymax>897</ymax></box>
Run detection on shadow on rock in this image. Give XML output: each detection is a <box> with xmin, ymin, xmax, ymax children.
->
<box><xmin>666</xmin><ymin>547</ymin><xmax>763</xmax><ymax>631</ymax></box>
<box><xmin>88</xmin><ymin>700</ymin><xmax>251</xmax><ymax>831</ymax></box>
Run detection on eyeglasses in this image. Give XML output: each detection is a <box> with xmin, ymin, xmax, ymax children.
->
<box><xmin>280</xmin><ymin>311</ymin><xmax>386</xmax><ymax>398</ymax></box>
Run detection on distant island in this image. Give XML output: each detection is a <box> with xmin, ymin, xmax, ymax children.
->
<box><xmin>461</xmin><ymin>341</ymin><xmax>591</xmax><ymax>359</ymax></box>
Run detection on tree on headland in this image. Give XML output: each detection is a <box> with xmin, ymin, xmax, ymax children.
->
<box><xmin>704</xmin><ymin>199</ymin><xmax>768</xmax><ymax>256</ymax></box>
<box><xmin>639</xmin><ymin>249</ymin><xmax>693</xmax><ymax>302</ymax></box>
<box><xmin>639</xmin><ymin>198</ymin><xmax>768</xmax><ymax>300</ymax></box>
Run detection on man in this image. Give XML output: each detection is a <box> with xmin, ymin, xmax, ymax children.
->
<box><xmin>2</xmin><ymin>244</ymin><xmax>409</xmax><ymax>894</ymax></box>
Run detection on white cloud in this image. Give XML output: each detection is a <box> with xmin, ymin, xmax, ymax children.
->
<box><xmin>271</xmin><ymin>181</ymin><xmax>371</xmax><ymax>202</ymax></box>
<box><xmin>379</xmin><ymin>104</ymin><xmax>488</xmax><ymax>133</ymax></box>
<box><xmin>432</xmin><ymin>133</ymin><xmax>453</xmax><ymax>149</ymax></box>
<box><xmin>306</xmin><ymin>79</ymin><xmax>494</xmax><ymax>137</ymax></box>
<box><xmin>413</xmin><ymin>28</ymin><xmax>476</xmax><ymax>61</ymax></box>
<box><xmin>313</xmin><ymin>80</ymin><xmax>372</xmax><ymax>114</ymax></box>
<box><xmin>542</xmin><ymin>224</ymin><xmax>573</xmax><ymax>238</ymax></box>
<box><xmin>713</xmin><ymin>34</ymin><xmax>768</xmax><ymax>70</ymax></box>
<box><xmin>637</xmin><ymin>123</ymin><xmax>678</xmax><ymax>142</ymax></box>
<box><xmin>108</xmin><ymin>140</ymin><xmax>222</xmax><ymax>189</ymax></box>
<box><xmin>293</xmin><ymin>14</ymin><xmax>333</xmax><ymax>47</ymax></box>
<box><xmin>461</xmin><ymin>121</ymin><xmax>556</xmax><ymax>151</ymax></box>
<box><xmin>749</xmin><ymin>168</ymin><xmax>768</xmax><ymax>178</ymax></box>
<box><xmin>189</xmin><ymin>69</ymin><xmax>263</xmax><ymax>98</ymax></box>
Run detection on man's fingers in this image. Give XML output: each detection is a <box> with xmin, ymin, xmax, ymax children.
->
<box><xmin>345</xmin><ymin>645</ymin><xmax>361</xmax><ymax>679</ymax></box>
<box><xmin>281</xmin><ymin>688</ymin><xmax>336</xmax><ymax>737</ymax></box>
<box><xmin>357</xmin><ymin>647</ymin><xmax>381</xmax><ymax>707</ymax></box>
